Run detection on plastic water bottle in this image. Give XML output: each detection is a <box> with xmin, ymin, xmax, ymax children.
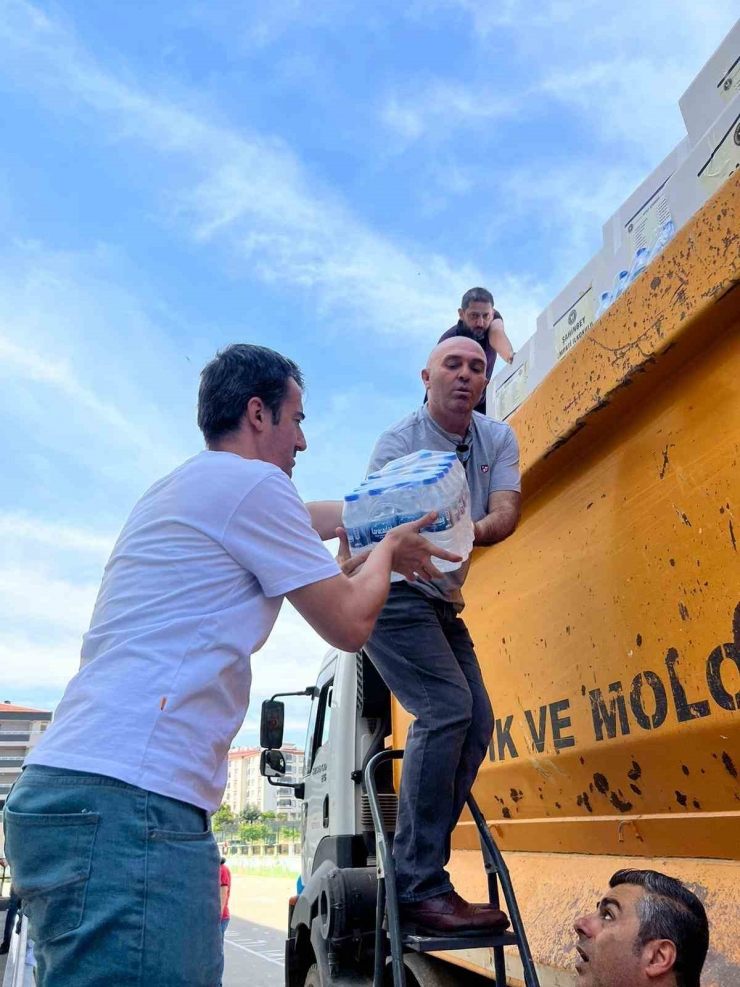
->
<box><xmin>395</xmin><ymin>481</ymin><xmax>425</xmax><ymax>526</ymax></box>
<box><xmin>628</xmin><ymin>247</ymin><xmax>650</xmax><ymax>284</ymax></box>
<box><xmin>594</xmin><ymin>291</ymin><xmax>612</xmax><ymax>320</ymax></box>
<box><xmin>648</xmin><ymin>219</ymin><xmax>676</xmax><ymax>263</ymax></box>
<box><xmin>612</xmin><ymin>270</ymin><xmax>630</xmax><ymax>301</ymax></box>
<box><xmin>367</xmin><ymin>488</ymin><xmax>398</xmax><ymax>544</ymax></box>
<box><xmin>342</xmin><ymin>493</ymin><xmax>370</xmax><ymax>557</ymax></box>
<box><xmin>420</xmin><ymin>476</ymin><xmax>462</xmax><ymax>572</ymax></box>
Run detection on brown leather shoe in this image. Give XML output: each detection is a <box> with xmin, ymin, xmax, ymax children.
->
<box><xmin>399</xmin><ymin>891</ymin><xmax>510</xmax><ymax>937</ymax></box>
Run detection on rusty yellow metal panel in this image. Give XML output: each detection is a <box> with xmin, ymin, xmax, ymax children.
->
<box><xmin>391</xmin><ymin>174</ymin><xmax>740</xmax><ymax>984</ymax></box>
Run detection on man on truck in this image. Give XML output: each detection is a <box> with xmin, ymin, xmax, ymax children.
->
<box><xmin>438</xmin><ymin>287</ymin><xmax>515</xmax><ymax>414</ymax></box>
<box><xmin>3</xmin><ymin>344</ymin><xmax>458</xmax><ymax>987</ymax></box>
<box><xmin>363</xmin><ymin>335</ymin><xmax>521</xmax><ymax>936</ymax></box>
<box><xmin>574</xmin><ymin>869</ymin><xmax>709</xmax><ymax>987</ymax></box>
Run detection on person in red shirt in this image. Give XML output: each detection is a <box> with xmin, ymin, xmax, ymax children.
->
<box><xmin>219</xmin><ymin>857</ymin><xmax>231</xmax><ymax>935</ymax></box>
<box><xmin>218</xmin><ymin>856</ymin><xmax>232</xmax><ymax>986</ymax></box>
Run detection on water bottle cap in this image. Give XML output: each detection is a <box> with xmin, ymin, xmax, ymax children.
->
<box><xmin>619</xmin><ymin>270</ymin><xmax>629</xmax><ymax>278</ymax></box>
<box><xmin>600</xmin><ymin>292</ymin><xmax>611</xmax><ymax>301</ymax></box>
<box><xmin>422</xmin><ymin>476</ymin><xmax>438</xmax><ymax>486</ymax></box>
<box><xmin>367</xmin><ymin>488</ymin><xmax>383</xmax><ymax>496</ymax></box>
<box><xmin>344</xmin><ymin>493</ymin><xmax>360</xmax><ymax>502</ymax></box>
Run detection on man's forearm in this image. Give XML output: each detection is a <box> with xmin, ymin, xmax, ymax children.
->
<box><xmin>306</xmin><ymin>501</ymin><xmax>344</xmax><ymax>540</ymax></box>
<box><xmin>473</xmin><ymin>503</ymin><xmax>520</xmax><ymax>546</ymax></box>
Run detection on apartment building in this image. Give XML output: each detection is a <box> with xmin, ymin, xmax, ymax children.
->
<box><xmin>0</xmin><ymin>702</ymin><xmax>52</xmax><ymax>809</ymax></box>
<box><xmin>224</xmin><ymin>743</ymin><xmax>304</xmax><ymax>820</ymax></box>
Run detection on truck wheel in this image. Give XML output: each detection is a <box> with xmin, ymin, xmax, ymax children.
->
<box><xmin>404</xmin><ymin>952</ymin><xmax>486</xmax><ymax>986</ymax></box>
<box><xmin>303</xmin><ymin>963</ymin><xmax>321</xmax><ymax>987</ymax></box>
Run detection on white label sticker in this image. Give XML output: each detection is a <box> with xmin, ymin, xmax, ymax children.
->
<box><xmin>624</xmin><ymin>188</ymin><xmax>672</xmax><ymax>254</ymax></box>
<box><xmin>554</xmin><ymin>285</ymin><xmax>596</xmax><ymax>361</ymax></box>
<box><xmin>494</xmin><ymin>361</ymin><xmax>529</xmax><ymax>420</ymax></box>
<box><xmin>718</xmin><ymin>58</ymin><xmax>740</xmax><ymax>103</ymax></box>
<box><xmin>699</xmin><ymin>115</ymin><xmax>740</xmax><ymax>197</ymax></box>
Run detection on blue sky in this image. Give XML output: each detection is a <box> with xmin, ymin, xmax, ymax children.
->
<box><xmin>1</xmin><ymin>0</ymin><xmax>737</xmax><ymax>748</ymax></box>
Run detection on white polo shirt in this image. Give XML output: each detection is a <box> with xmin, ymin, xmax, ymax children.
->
<box><xmin>26</xmin><ymin>451</ymin><xmax>340</xmax><ymax>812</ymax></box>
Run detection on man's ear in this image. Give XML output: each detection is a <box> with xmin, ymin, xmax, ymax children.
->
<box><xmin>421</xmin><ymin>368</ymin><xmax>431</xmax><ymax>391</ymax></box>
<box><xmin>643</xmin><ymin>939</ymin><xmax>677</xmax><ymax>980</ymax></box>
<box><xmin>245</xmin><ymin>397</ymin><xmax>268</xmax><ymax>431</ymax></box>
<box><xmin>458</xmin><ymin>308</ymin><xmax>465</xmax><ymax>321</ymax></box>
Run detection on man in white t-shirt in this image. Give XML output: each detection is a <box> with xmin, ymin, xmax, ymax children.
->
<box><xmin>2</xmin><ymin>344</ymin><xmax>456</xmax><ymax>987</ymax></box>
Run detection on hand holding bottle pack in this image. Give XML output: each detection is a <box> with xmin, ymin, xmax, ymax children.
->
<box><xmin>341</xmin><ymin>449</ymin><xmax>474</xmax><ymax>579</ymax></box>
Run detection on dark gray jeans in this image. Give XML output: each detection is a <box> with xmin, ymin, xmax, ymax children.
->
<box><xmin>365</xmin><ymin>583</ymin><xmax>494</xmax><ymax>903</ymax></box>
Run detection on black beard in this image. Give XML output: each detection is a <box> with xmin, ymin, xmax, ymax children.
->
<box><xmin>458</xmin><ymin>323</ymin><xmax>487</xmax><ymax>340</ymax></box>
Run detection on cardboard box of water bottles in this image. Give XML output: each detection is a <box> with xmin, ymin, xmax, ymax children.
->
<box><xmin>679</xmin><ymin>18</ymin><xmax>740</xmax><ymax>145</ymax></box>
<box><xmin>342</xmin><ymin>449</ymin><xmax>474</xmax><ymax>576</ymax></box>
<box><xmin>664</xmin><ymin>93</ymin><xmax>740</xmax><ymax>228</ymax></box>
<box><xmin>489</xmin><ymin>334</ymin><xmax>556</xmax><ymax>421</ymax></box>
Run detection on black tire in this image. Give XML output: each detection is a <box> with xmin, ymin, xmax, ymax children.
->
<box><xmin>404</xmin><ymin>952</ymin><xmax>488</xmax><ymax>986</ymax></box>
<box><xmin>304</xmin><ymin>963</ymin><xmax>322</xmax><ymax>987</ymax></box>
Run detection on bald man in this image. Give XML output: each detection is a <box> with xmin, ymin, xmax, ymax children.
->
<box><xmin>362</xmin><ymin>336</ymin><xmax>521</xmax><ymax>936</ymax></box>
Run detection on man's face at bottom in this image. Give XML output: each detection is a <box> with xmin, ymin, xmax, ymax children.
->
<box><xmin>574</xmin><ymin>884</ymin><xmax>646</xmax><ymax>987</ymax></box>
<box><xmin>459</xmin><ymin>301</ymin><xmax>494</xmax><ymax>338</ymax></box>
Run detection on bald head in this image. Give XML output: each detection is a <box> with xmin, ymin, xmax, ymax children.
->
<box><xmin>426</xmin><ymin>335</ymin><xmax>486</xmax><ymax>372</ymax></box>
<box><xmin>422</xmin><ymin>336</ymin><xmax>488</xmax><ymax>431</ymax></box>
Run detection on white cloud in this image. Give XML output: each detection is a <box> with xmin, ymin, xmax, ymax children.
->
<box><xmin>0</xmin><ymin>0</ymin><xmax>544</xmax><ymax>344</ymax></box>
<box><xmin>0</xmin><ymin>514</ymin><xmax>116</xmax><ymax>556</ymax></box>
<box><xmin>381</xmin><ymin>82</ymin><xmax>518</xmax><ymax>144</ymax></box>
<box><xmin>0</xmin><ymin>635</ymin><xmax>82</xmax><ymax>691</ymax></box>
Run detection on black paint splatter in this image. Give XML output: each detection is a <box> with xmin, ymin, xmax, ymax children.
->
<box><xmin>594</xmin><ymin>773</ymin><xmax>609</xmax><ymax>795</ymax></box>
<box><xmin>681</xmin><ymin>765</ymin><xmax>690</xmax><ymax>776</ymax></box>
<box><xmin>502</xmin><ymin>807</ymin><xmax>511</xmax><ymax>819</ymax></box>
<box><xmin>678</xmin><ymin>602</ymin><xmax>690</xmax><ymax>621</ymax></box>
<box><xmin>630</xmin><ymin>784</ymin><xmax>642</xmax><ymax>796</ymax></box>
<box><xmin>510</xmin><ymin>788</ymin><xmax>524</xmax><ymax>803</ymax></box>
<box><xmin>722</xmin><ymin>752</ymin><xmax>738</xmax><ymax>780</ymax></box>
<box><xmin>675</xmin><ymin>791</ymin><xmax>688</xmax><ymax>807</ymax></box>
<box><xmin>730</xmin><ymin>520</ymin><xmax>737</xmax><ymax>553</ymax></box>
<box><xmin>636</xmin><ymin>634</ymin><xmax>643</xmax><ymax>647</ymax></box>
<box><xmin>610</xmin><ymin>792</ymin><xmax>633</xmax><ymax>813</ymax></box>
<box><xmin>576</xmin><ymin>792</ymin><xmax>593</xmax><ymax>813</ymax></box>
<box><xmin>627</xmin><ymin>761</ymin><xmax>642</xmax><ymax>782</ymax></box>
<box><xmin>659</xmin><ymin>444</ymin><xmax>675</xmax><ymax>480</ymax></box>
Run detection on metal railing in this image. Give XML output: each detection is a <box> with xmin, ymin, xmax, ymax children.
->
<box><xmin>1</xmin><ymin>915</ymin><xmax>30</xmax><ymax>987</ymax></box>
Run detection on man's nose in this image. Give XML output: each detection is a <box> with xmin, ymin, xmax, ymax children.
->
<box><xmin>574</xmin><ymin>914</ymin><xmax>592</xmax><ymax>937</ymax></box>
<box><xmin>296</xmin><ymin>434</ymin><xmax>307</xmax><ymax>453</ymax></box>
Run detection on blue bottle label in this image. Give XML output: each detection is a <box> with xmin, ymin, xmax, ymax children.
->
<box><xmin>423</xmin><ymin>508</ymin><xmax>453</xmax><ymax>532</ymax></box>
<box><xmin>397</xmin><ymin>510</ymin><xmax>425</xmax><ymax>526</ymax></box>
<box><xmin>370</xmin><ymin>517</ymin><xmax>397</xmax><ymax>542</ymax></box>
<box><xmin>346</xmin><ymin>525</ymin><xmax>368</xmax><ymax>549</ymax></box>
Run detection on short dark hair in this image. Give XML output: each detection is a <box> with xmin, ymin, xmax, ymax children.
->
<box><xmin>220</xmin><ymin>856</ymin><xmax>226</xmax><ymax>865</ymax></box>
<box><xmin>610</xmin><ymin>870</ymin><xmax>709</xmax><ymax>987</ymax></box>
<box><xmin>198</xmin><ymin>344</ymin><xmax>304</xmax><ymax>444</ymax></box>
<box><xmin>461</xmin><ymin>287</ymin><xmax>494</xmax><ymax>310</ymax></box>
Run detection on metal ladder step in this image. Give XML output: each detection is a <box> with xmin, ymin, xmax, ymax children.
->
<box><xmin>364</xmin><ymin>748</ymin><xmax>541</xmax><ymax>987</ymax></box>
<box><xmin>403</xmin><ymin>931</ymin><xmax>520</xmax><ymax>952</ymax></box>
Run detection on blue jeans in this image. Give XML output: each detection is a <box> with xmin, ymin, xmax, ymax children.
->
<box><xmin>3</xmin><ymin>765</ymin><xmax>222</xmax><ymax>986</ymax></box>
<box><xmin>365</xmin><ymin>583</ymin><xmax>494</xmax><ymax>903</ymax></box>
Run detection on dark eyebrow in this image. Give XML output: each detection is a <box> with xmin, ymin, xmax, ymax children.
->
<box><xmin>598</xmin><ymin>897</ymin><xmax>621</xmax><ymax>911</ymax></box>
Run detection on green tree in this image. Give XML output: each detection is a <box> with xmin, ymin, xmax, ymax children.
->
<box><xmin>239</xmin><ymin>804</ymin><xmax>261</xmax><ymax>823</ymax></box>
<box><xmin>281</xmin><ymin>828</ymin><xmax>301</xmax><ymax>842</ymax></box>
<box><xmin>260</xmin><ymin>810</ymin><xmax>276</xmax><ymax>821</ymax></box>
<box><xmin>239</xmin><ymin>823</ymin><xmax>271</xmax><ymax>843</ymax></box>
<box><xmin>212</xmin><ymin>804</ymin><xmax>234</xmax><ymax>832</ymax></box>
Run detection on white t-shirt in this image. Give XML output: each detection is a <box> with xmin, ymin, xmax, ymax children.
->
<box><xmin>27</xmin><ymin>451</ymin><xmax>340</xmax><ymax>812</ymax></box>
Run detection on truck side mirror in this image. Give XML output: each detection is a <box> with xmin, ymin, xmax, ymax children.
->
<box><xmin>260</xmin><ymin>749</ymin><xmax>286</xmax><ymax>777</ymax></box>
<box><xmin>260</xmin><ymin>699</ymin><xmax>285</xmax><ymax>750</ymax></box>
